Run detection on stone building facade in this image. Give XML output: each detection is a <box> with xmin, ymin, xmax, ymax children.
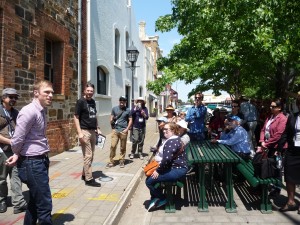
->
<box><xmin>0</xmin><ymin>0</ymin><xmax>79</xmax><ymax>153</ymax></box>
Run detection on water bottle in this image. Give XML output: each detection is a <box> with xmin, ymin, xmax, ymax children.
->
<box><xmin>276</xmin><ymin>155</ymin><xmax>283</xmax><ymax>169</ymax></box>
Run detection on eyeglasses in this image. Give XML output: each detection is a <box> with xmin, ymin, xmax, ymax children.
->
<box><xmin>231</xmin><ymin>105</ymin><xmax>239</xmax><ymax>108</ymax></box>
<box><xmin>270</xmin><ymin>105</ymin><xmax>277</xmax><ymax>108</ymax></box>
<box><xmin>195</xmin><ymin>97</ymin><xmax>203</xmax><ymax>100</ymax></box>
<box><xmin>8</xmin><ymin>96</ymin><xmax>18</xmax><ymax>100</ymax></box>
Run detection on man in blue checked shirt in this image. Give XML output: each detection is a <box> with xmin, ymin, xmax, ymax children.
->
<box><xmin>185</xmin><ymin>92</ymin><xmax>207</xmax><ymax>142</ymax></box>
<box><xmin>211</xmin><ymin>115</ymin><xmax>251</xmax><ymax>160</ymax></box>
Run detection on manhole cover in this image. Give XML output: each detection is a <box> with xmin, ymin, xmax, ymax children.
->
<box><xmin>98</xmin><ymin>177</ymin><xmax>113</xmax><ymax>182</ymax></box>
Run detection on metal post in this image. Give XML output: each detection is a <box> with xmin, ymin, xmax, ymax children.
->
<box><xmin>131</xmin><ymin>63</ymin><xmax>135</xmax><ymax>109</ymax></box>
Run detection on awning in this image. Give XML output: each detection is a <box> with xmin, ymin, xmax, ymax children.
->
<box><xmin>148</xmin><ymin>93</ymin><xmax>157</xmax><ymax>101</ymax></box>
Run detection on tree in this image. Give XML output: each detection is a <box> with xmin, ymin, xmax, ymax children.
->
<box><xmin>147</xmin><ymin>0</ymin><xmax>300</xmax><ymax>100</ymax></box>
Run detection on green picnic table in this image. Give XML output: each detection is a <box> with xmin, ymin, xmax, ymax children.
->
<box><xmin>186</xmin><ymin>140</ymin><xmax>241</xmax><ymax>213</ymax></box>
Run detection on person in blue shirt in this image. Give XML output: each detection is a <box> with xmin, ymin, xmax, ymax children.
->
<box><xmin>185</xmin><ymin>92</ymin><xmax>207</xmax><ymax>141</ymax></box>
<box><xmin>211</xmin><ymin>115</ymin><xmax>251</xmax><ymax>160</ymax></box>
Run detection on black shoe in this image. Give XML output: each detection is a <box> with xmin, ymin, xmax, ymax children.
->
<box><xmin>85</xmin><ymin>179</ymin><xmax>101</xmax><ymax>187</ymax></box>
<box><xmin>81</xmin><ymin>175</ymin><xmax>85</xmax><ymax>181</ymax></box>
<box><xmin>0</xmin><ymin>202</ymin><xmax>7</xmax><ymax>213</ymax></box>
<box><xmin>14</xmin><ymin>204</ymin><xmax>27</xmax><ymax>214</ymax></box>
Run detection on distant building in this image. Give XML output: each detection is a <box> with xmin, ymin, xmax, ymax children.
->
<box><xmin>139</xmin><ymin>21</ymin><xmax>163</xmax><ymax>116</ymax></box>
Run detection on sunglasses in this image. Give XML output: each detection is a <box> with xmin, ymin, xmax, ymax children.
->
<box><xmin>195</xmin><ymin>97</ymin><xmax>203</xmax><ymax>100</ymax></box>
<box><xmin>231</xmin><ymin>105</ymin><xmax>239</xmax><ymax>108</ymax></box>
<box><xmin>270</xmin><ymin>105</ymin><xmax>277</xmax><ymax>108</ymax></box>
<box><xmin>8</xmin><ymin>96</ymin><xmax>18</xmax><ymax>100</ymax></box>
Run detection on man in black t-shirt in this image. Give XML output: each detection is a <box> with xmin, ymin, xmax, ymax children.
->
<box><xmin>74</xmin><ymin>83</ymin><xmax>102</xmax><ymax>187</ymax></box>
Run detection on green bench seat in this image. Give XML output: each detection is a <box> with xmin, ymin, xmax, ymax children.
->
<box><xmin>154</xmin><ymin>180</ymin><xmax>184</xmax><ymax>213</ymax></box>
<box><xmin>235</xmin><ymin>158</ymin><xmax>282</xmax><ymax>214</ymax></box>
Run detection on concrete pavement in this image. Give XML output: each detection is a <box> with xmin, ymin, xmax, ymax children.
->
<box><xmin>1</xmin><ymin>116</ymin><xmax>300</xmax><ymax>225</ymax></box>
<box><xmin>0</xmin><ymin>117</ymin><xmax>159</xmax><ymax>225</ymax></box>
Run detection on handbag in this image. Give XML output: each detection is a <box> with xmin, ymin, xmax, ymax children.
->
<box><xmin>252</xmin><ymin>149</ymin><xmax>276</xmax><ymax>179</ymax></box>
<box><xmin>144</xmin><ymin>160</ymin><xmax>159</xmax><ymax>176</ymax></box>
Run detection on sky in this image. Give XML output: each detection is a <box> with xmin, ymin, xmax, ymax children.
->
<box><xmin>132</xmin><ymin>0</ymin><xmax>196</xmax><ymax>102</ymax></box>
<box><xmin>132</xmin><ymin>0</ymin><xmax>228</xmax><ymax>101</ymax></box>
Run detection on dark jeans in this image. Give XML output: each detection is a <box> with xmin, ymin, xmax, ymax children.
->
<box><xmin>145</xmin><ymin>167</ymin><xmax>188</xmax><ymax>200</ymax></box>
<box><xmin>17</xmin><ymin>157</ymin><xmax>52</xmax><ymax>225</ymax></box>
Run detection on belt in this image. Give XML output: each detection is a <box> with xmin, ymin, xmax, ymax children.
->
<box><xmin>20</xmin><ymin>154</ymin><xmax>48</xmax><ymax>160</ymax></box>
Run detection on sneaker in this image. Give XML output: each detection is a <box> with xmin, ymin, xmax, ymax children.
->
<box><xmin>105</xmin><ymin>163</ymin><xmax>114</xmax><ymax>169</ymax></box>
<box><xmin>129</xmin><ymin>154</ymin><xmax>134</xmax><ymax>159</ymax></box>
<box><xmin>120</xmin><ymin>161</ymin><xmax>125</xmax><ymax>168</ymax></box>
<box><xmin>85</xmin><ymin>179</ymin><xmax>101</xmax><ymax>187</ymax></box>
<box><xmin>13</xmin><ymin>204</ymin><xmax>27</xmax><ymax>214</ymax></box>
<box><xmin>148</xmin><ymin>198</ymin><xmax>159</xmax><ymax>211</ymax></box>
<box><xmin>139</xmin><ymin>153</ymin><xmax>144</xmax><ymax>160</ymax></box>
<box><xmin>156</xmin><ymin>199</ymin><xmax>167</xmax><ymax>208</ymax></box>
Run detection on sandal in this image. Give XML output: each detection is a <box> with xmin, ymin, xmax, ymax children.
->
<box><xmin>279</xmin><ymin>203</ymin><xmax>298</xmax><ymax>212</ymax></box>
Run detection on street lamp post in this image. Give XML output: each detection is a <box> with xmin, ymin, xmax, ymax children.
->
<box><xmin>126</xmin><ymin>42</ymin><xmax>139</xmax><ymax>109</ymax></box>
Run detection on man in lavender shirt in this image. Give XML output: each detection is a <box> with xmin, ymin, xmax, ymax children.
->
<box><xmin>6</xmin><ymin>80</ymin><xmax>54</xmax><ymax>225</ymax></box>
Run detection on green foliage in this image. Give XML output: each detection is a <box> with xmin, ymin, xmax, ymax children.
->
<box><xmin>152</xmin><ymin>0</ymin><xmax>300</xmax><ymax>99</ymax></box>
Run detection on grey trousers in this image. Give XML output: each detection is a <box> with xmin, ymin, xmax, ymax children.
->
<box><xmin>131</xmin><ymin>127</ymin><xmax>146</xmax><ymax>154</ymax></box>
<box><xmin>0</xmin><ymin>151</ymin><xmax>27</xmax><ymax>209</ymax></box>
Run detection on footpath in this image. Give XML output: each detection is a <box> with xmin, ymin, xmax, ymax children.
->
<box><xmin>0</xmin><ymin>117</ymin><xmax>159</xmax><ymax>225</ymax></box>
<box><xmin>1</xmin><ymin>116</ymin><xmax>300</xmax><ymax>225</ymax></box>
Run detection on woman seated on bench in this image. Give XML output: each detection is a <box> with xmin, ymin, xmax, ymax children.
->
<box><xmin>211</xmin><ymin>115</ymin><xmax>251</xmax><ymax>160</ymax></box>
<box><xmin>146</xmin><ymin>122</ymin><xmax>188</xmax><ymax>211</ymax></box>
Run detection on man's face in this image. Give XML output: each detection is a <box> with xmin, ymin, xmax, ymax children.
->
<box><xmin>84</xmin><ymin>87</ymin><xmax>94</xmax><ymax>99</ymax></box>
<box><xmin>35</xmin><ymin>84</ymin><xmax>54</xmax><ymax>107</ymax></box>
<box><xmin>119</xmin><ymin>100</ymin><xmax>127</xmax><ymax>108</ymax></box>
<box><xmin>3</xmin><ymin>95</ymin><xmax>18</xmax><ymax>107</ymax></box>
<box><xmin>194</xmin><ymin>95</ymin><xmax>203</xmax><ymax>105</ymax></box>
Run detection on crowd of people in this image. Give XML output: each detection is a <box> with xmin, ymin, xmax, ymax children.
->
<box><xmin>1</xmin><ymin>81</ymin><xmax>300</xmax><ymax>223</ymax></box>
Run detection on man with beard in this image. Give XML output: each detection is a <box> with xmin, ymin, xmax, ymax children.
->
<box><xmin>6</xmin><ymin>80</ymin><xmax>54</xmax><ymax>224</ymax></box>
<box><xmin>74</xmin><ymin>83</ymin><xmax>102</xmax><ymax>187</ymax></box>
<box><xmin>0</xmin><ymin>88</ymin><xmax>27</xmax><ymax>214</ymax></box>
<box><xmin>106</xmin><ymin>96</ymin><xmax>132</xmax><ymax>168</ymax></box>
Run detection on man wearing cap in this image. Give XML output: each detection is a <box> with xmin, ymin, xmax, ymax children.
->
<box><xmin>185</xmin><ymin>92</ymin><xmax>207</xmax><ymax>141</ymax></box>
<box><xmin>0</xmin><ymin>88</ymin><xmax>27</xmax><ymax>214</ymax></box>
<box><xmin>74</xmin><ymin>83</ymin><xmax>102</xmax><ymax>187</ymax></box>
<box><xmin>211</xmin><ymin>115</ymin><xmax>251</xmax><ymax>160</ymax></box>
<box><xmin>106</xmin><ymin>96</ymin><xmax>132</xmax><ymax>168</ymax></box>
<box><xmin>130</xmin><ymin>97</ymin><xmax>149</xmax><ymax>160</ymax></box>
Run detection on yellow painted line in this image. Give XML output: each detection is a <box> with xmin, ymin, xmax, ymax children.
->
<box><xmin>88</xmin><ymin>193</ymin><xmax>119</xmax><ymax>201</ymax></box>
<box><xmin>49</xmin><ymin>172</ymin><xmax>61</xmax><ymax>181</ymax></box>
<box><xmin>52</xmin><ymin>188</ymin><xmax>73</xmax><ymax>199</ymax></box>
<box><xmin>52</xmin><ymin>207</ymin><xmax>69</xmax><ymax>220</ymax></box>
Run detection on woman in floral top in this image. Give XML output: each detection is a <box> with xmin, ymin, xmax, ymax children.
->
<box><xmin>146</xmin><ymin>123</ymin><xmax>188</xmax><ymax>211</ymax></box>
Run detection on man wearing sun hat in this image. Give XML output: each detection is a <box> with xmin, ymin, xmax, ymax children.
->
<box><xmin>211</xmin><ymin>115</ymin><xmax>251</xmax><ymax>160</ymax></box>
<box><xmin>130</xmin><ymin>97</ymin><xmax>149</xmax><ymax>160</ymax></box>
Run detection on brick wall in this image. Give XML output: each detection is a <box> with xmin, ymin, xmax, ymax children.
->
<box><xmin>0</xmin><ymin>0</ymin><xmax>79</xmax><ymax>153</ymax></box>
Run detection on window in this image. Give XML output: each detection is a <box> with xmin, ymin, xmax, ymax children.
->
<box><xmin>44</xmin><ymin>39</ymin><xmax>53</xmax><ymax>83</ymax></box>
<box><xmin>97</xmin><ymin>67</ymin><xmax>107</xmax><ymax>95</ymax></box>
<box><xmin>115</xmin><ymin>29</ymin><xmax>120</xmax><ymax>65</ymax></box>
